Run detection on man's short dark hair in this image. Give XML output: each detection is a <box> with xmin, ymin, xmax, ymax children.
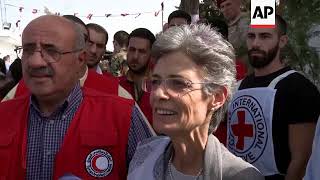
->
<box><xmin>86</xmin><ymin>23</ymin><xmax>108</xmax><ymax>44</ymax></box>
<box><xmin>114</xmin><ymin>30</ymin><xmax>129</xmax><ymax>48</ymax></box>
<box><xmin>128</xmin><ymin>28</ymin><xmax>156</xmax><ymax>47</ymax></box>
<box><xmin>276</xmin><ymin>14</ymin><xmax>287</xmax><ymax>36</ymax></box>
<box><xmin>168</xmin><ymin>10</ymin><xmax>192</xmax><ymax>25</ymax></box>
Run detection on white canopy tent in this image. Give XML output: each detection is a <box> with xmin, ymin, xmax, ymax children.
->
<box><xmin>0</xmin><ymin>30</ymin><xmax>20</xmax><ymax>87</ymax></box>
<box><xmin>0</xmin><ymin>30</ymin><xmax>21</xmax><ymax>60</ymax></box>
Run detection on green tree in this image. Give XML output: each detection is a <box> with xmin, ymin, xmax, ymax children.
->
<box><xmin>283</xmin><ymin>0</ymin><xmax>320</xmax><ymax>88</ymax></box>
<box><xmin>199</xmin><ymin>0</ymin><xmax>224</xmax><ymax>22</ymax></box>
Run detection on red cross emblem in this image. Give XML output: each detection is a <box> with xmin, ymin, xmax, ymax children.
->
<box><xmin>231</xmin><ymin>111</ymin><xmax>254</xmax><ymax>150</ymax></box>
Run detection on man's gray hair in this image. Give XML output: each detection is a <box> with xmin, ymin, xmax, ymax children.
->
<box><xmin>72</xmin><ymin>22</ymin><xmax>86</xmax><ymax>50</ymax></box>
<box><xmin>151</xmin><ymin>24</ymin><xmax>236</xmax><ymax>133</ymax></box>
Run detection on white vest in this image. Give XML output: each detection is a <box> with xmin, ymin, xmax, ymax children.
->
<box><xmin>304</xmin><ymin>116</ymin><xmax>320</xmax><ymax>180</ymax></box>
<box><xmin>128</xmin><ymin>137</ymin><xmax>170</xmax><ymax>180</ymax></box>
<box><xmin>227</xmin><ymin>70</ymin><xmax>296</xmax><ymax>176</ymax></box>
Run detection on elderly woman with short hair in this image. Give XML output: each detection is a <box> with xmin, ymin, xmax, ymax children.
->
<box><xmin>127</xmin><ymin>24</ymin><xmax>263</xmax><ymax>180</ymax></box>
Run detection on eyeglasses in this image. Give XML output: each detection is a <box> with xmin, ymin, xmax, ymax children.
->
<box><xmin>19</xmin><ymin>45</ymin><xmax>83</xmax><ymax>63</ymax></box>
<box><xmin>142</xmin><ymin>77</ymin><xmax>216</xmax><ymax>95</ymax></box>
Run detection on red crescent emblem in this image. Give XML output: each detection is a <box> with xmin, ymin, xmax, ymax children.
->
<box><xmin>86</xmin><ymin>149</ymin><xmax>113</xmax><ymax>177</ymax></box>
<box><xmin>91</xmin><ymin>155</ymin><xmax>104</xmax><ymax>173</ymax></box>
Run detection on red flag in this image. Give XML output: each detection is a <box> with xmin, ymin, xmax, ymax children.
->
<box><xmin>16</xmin><ymin>20</ymin><xmax>21</xmax><ymax>27</ymax></box>
<box><xmin>19</xmin><ymin>7</ymin><xmax>24</xmax><ymax>12</ymax></box>
<box><xmin>155</xmin><ymin>10</ymin><xmax>160</xmax><ymax>16</ymax></box>
<box><xmin>32</xmin><ymin>9</ymin><xmax>38</xmax><ymax>14</ymax></box>
<box><xmin>105</xmin><ymin>14</ymin><xmax>112</xmax><ymax>18</ymax></box>
<box><xmin>121</xmin><ymin>13</ymin><xmax>129</xmax><ymax>16</ymax></box>
<box><xmin>87</xmin><ymin>13</ymin><xmax>93</xmax><ymax>20</ymax></box>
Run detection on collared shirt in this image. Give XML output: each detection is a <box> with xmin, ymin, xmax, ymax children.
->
<box><xmin>26</xmin><ymin>82</ymin><xmax>153</xmax><ymax>179</ymax></box>
<box><xmin>27</xmin><ymin>83</ymin><xmax>83</xmax><ymax>180</ymax></box>
<box><xmin>79</xmin><ymin>66</ymin><xmax>88</xmax><ymax>87</ymax></box>
<box><xmin>96</xmin><ymin>65</ymin><xmax>103</xmax><ymax>74</ymax></box>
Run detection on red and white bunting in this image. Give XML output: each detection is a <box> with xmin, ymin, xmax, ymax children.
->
<box><xmin>32</xmin><ymin>9</ymin><xmax>38</xmax><ymax>14</ymax></box>
<box><xmin>87</xmin><ymin>13</ymin><xmax>93</xmax><ymax>20</ymax></box>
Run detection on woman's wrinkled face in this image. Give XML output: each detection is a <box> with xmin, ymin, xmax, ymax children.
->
<box><xmin>150</xmin><ymin>51</ymin><xmax>213</xmax><ymax>136</ymax></box>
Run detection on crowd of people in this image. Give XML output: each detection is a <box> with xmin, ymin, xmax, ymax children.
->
<box><xmin>0</xmin><ymin>0</ymin><xmax>319</xmax><ymax>179</ymax></box>
<box><xmin>0</xmin><ymin>53</ymin><xmax>23</xmax><ymax>98</ymax></box>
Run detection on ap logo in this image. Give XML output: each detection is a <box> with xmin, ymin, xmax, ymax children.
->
<box><xmin>251</xmin><ymin>0</ymin><xmax>276</xmax><ymax>28</ymax></box>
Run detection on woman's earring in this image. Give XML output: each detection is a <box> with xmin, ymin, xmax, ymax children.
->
<box><xmin>211</xmin><ymin>107</ymin><xmax>216</xmax><ymax>112</ymax></box>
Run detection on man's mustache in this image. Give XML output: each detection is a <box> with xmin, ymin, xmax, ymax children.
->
<box><xmin>129</xmin><ymin>58</ymin><xmax>139</xmax><ymax>64</ymax></box>
<box><xmin>248</xmin><ymin>48</ymin><xmax>266</xmax><ymax>55</ymax></box>
<box><xmin>28</xmin><ymin>67</ymin><xmax>54</xmax><ymax>77</ymax></box>
<box><xmin>87</xmin><ymin>53</ymin><xmax>97</xmax><ymax>59</ymax></box>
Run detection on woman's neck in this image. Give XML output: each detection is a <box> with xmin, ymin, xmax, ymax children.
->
<box><xmin>170</xmin><ymin>128</ymin><xmax>208</xmax><ymax>175</ymax></box>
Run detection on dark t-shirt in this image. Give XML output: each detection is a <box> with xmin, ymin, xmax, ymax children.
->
<box><xmin>239</xmin><ymin>66</ymin><xmax>320</xmax><ymax>180</ymax></box>
<box><xmin>9</xmin><ymin>58</ymin><xmax>22</xmax><ymax>84</ymax></box>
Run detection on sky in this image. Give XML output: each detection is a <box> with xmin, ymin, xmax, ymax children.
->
<box><xmin>1</xmin><ymin>0</ymin><xmax>181</xmax><ymax>50</ymax></box>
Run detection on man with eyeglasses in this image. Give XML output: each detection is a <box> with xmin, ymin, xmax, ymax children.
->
<box><xmin>0</xmin><ymin>15</ymin><xmax>154</xmax><ymax>179</ymax></box>
<box><xmin>1</xmin><ymin>15</ymin><xmax>133</xmax><ymax>101</ymax></box>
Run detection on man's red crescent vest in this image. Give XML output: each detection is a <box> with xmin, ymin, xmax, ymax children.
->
<box><xmin>119</xmin><ymin>76</ymin><xmax>153</xmax><ymax>124</ymax></box>
<box><xmin>14</xmin><ymin>69</ymin><xmax>119</xmax><ymax>98</ymax></box>
<box><xmin>0</xmin><ymin>88</ymin><xmax>133</xmax><ymax>180</ymax></box>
